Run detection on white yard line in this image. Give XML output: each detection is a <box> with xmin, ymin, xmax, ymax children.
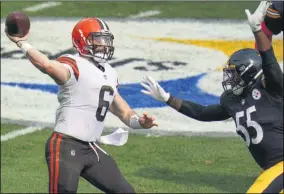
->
<box><xmin>23</xmin><ymin>2</ymin><xmax>62</xmax><ymax>12</ymax></box>
<box><xmin>129</xmin><ymin>10</ymin><xmax>161</xmax><ymax>19</ymax></box>
<box><xmin>1</xmin><ymin>126</ymin><xmax>44</xmax><ymax>142</ymax></box>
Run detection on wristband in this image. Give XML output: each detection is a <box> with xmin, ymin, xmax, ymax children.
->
<box><xmin>166</xmin><ymin>95</ymin><xmax>174</xmax><ymax>105</ymax></box>
<box><xmin>129</xmin><ymin>114</ymin><xmax>142</xmax><ymax>129</ymax></box>
<box><xmin>16</xmin><ymin>41</ymin><xmax>33</xmax><ymax>55</ymax></box>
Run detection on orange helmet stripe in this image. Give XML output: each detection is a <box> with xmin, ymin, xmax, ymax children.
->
<box><xmin>95</xmin><ymin>18</ymin><xmax>109</xmax><ymax>31</ymax></box>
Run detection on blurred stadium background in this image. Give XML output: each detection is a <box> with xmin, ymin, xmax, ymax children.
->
<box><xmin>1</xmin><ymin>1</ymin><xmax>283</xmax><ymax>193</ymax></box>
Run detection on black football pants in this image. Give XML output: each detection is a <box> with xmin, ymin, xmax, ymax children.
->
<box><xmin>247</xmin><ymin>161</ymin><xmax>283</xmax><ymax>193</ymax></box>
<box><xmin>45</xmin><ymin>132</ymin><xmax>135</xmax><ymax>193</ymax></box>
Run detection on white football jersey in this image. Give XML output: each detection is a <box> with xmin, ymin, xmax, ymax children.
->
<box><xmin>54</xmin><ymin>53</ymin><xmax>118</xmax><ymax>142</ymax></box>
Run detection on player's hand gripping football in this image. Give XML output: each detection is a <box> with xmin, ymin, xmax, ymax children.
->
<box><xmin>139</xmin><ymin>112</ymin><xmax>158</xmax><ymax>128</ymax></box>
<box><xmin>5</xmin><ymin>27</ymin><xmax>29</xmax><ymax>43</ymax></box>
<box><xmin>140</xmin><ymin>76</ymin><xmax>170</xmax><ymax>102</ymax></box>
<box><xmin>245</xmin><ymin>1</ymin><xmax>271</xmax><ymax>32</ymax></box>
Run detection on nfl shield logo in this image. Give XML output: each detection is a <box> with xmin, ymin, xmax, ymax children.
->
<box><xmin>71</xmin><ymin>150</ymin><xmax>75</xmax><ymax>156</ymax></box>
<box><xmin>252</xmin><ymin>89</ymin><xmax>261</xmax><ymax>100</ymax></box>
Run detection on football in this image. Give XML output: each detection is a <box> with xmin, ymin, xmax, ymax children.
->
<box><xmin>5</xmin><ymin>11</ymin><xmax>30</xmax><ymax>37</ymax></box>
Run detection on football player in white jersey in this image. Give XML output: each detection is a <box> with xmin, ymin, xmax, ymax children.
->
<box><xmin>5</xmin><ymin>17</ymin><xmax>158</xmax><ymax>193</ymax></box>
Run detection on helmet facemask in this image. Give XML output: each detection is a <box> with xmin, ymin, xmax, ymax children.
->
<box><xmin>222</xmin><ymin>48</ymin><xmax>263</xmax><ymax>96</ymax></box>
<box><xmin>84</xmin><ymin>32</ymin><xmax>114</xmax><ymax>62</ymax></box>
<box><xmin>222</xmin><ymin>65</ymin><xmax>245</xmax><ymax>95</ymax></box>
<box><xmin>222</xmin><ymin>62</ymin><xmax>263</xmax><ymax>96</ymax></box>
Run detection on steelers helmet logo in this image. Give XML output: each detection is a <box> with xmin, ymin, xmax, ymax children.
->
<box><xmin>252</xmin><ymin>88</ymin><xmax>261</xmax><ymax>100</ymax></box>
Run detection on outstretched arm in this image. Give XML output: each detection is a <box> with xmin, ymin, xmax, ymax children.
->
<box><xmin>141</xmin><ymin>76</ymin><xmax>230</xmax><ymax>122</ymax></box>
<box><xmin>109</xmin><ymin>92</ymin><xmax>158</xmax><ymax>129</ymax></box>
<box><xmin>255</xmin><ymin>21</ymin><xmax>272</xmax><ymax>49</ymax></box>
<box><xmin>5</xmin><ymin>30</ymin><xmax>70</xmax><ymax>85</ymax></box>
<box><xmin>245</xmin><ymin>1</ymin><xmax>283</xmax><ymax>95</ymax></box>
<box><xmin>166</xmin><ymin>96</ymin><xmax>230</xmax><ymax>121</ymax></box>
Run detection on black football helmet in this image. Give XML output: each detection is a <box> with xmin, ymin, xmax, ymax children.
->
<box><xmin>222</xmin><ymin>48</ymin><xmax>263</xmax><ymax>95</ymax></box>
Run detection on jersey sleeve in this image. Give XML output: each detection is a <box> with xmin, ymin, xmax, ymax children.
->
<box><xmin>56</xmin><ymin>55</ymin><xmax>80</xmax><ymax>80</ymax></box>
<box><xmin>264</xmin><ymin>5</ymin><xmax>283</xmax><ymax>35</ymax></box>
<box><xmin>179</xmin><ymin>100</ymin><xmax>231</xmax><ymax>122</ymax></box>
<box><xmin>259</xmin><ymin>47</ymin><xmax>283</xmax><ymax>96</ymax></box>
<box><xmin>56</xmin><ymin>55</ymin><xmax>80</xmax><ymax>86</ymax></box>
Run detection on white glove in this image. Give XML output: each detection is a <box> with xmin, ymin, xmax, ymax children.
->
<box><xmin>245</xmin><ymin>1</ymin><xmax>271</xmax><ymax>32</ymax></box>
<box><xmin>140</xmin><ymin>76</ymin><xmax>170</xmax><ymax>102</ymax></box>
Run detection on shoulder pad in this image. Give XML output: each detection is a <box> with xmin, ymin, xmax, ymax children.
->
<box><xmin>56</xmin><ymin>55</ymin><xmax>79</xmax><ymax>80</ymax></box>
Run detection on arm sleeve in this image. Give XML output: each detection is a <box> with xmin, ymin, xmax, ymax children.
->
<box><xmin>264</xmin><ymin>5</ymin><xmax>283</xmax><ymax>35</ymax></box>
<box><xmin>179</xmin><ymin>100</ymin><xmax>231</xmax><ymax>122</ymax></box>
<box><xmin>259</xmin><ymin>47</ymin><xmax>283</xmax><ymax>95</ymax></box>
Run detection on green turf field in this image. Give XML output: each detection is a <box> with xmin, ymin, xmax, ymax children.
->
<box><xmin>1</xmin><ymin>1</ymin><xmax>258</xmax><ymax>19</ymax></box>
<box><xmin>1</xmin><ymin>124</ymin><xmax>260</xmax><ymax>193</ymax></box>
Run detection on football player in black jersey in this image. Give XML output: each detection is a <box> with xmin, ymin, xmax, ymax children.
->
<box><xmin>140</xmin><ymin>1</ymin><xmax>283</xmax><ymax>193</ymax></box>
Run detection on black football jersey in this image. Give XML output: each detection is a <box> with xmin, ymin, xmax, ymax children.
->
<box><xmin>220</xmin><ymin>48</ymin><xmax>283</xmax><ymax>170</ymax></box>
<box><xmin>176</xmin><ymin>47</ymin><xmax>283</xmax><ymax>170</ymax></box>
<box><xmin>220</xmin><ymin>80</ymin><xmax>283</xmax><ymax>169</ymax></box>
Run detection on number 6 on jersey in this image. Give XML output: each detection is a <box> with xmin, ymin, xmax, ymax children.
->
<box><xmin>96</xmin><ymin>85</ymin><xmax>114</xmax><ymax>122</ymax></box>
